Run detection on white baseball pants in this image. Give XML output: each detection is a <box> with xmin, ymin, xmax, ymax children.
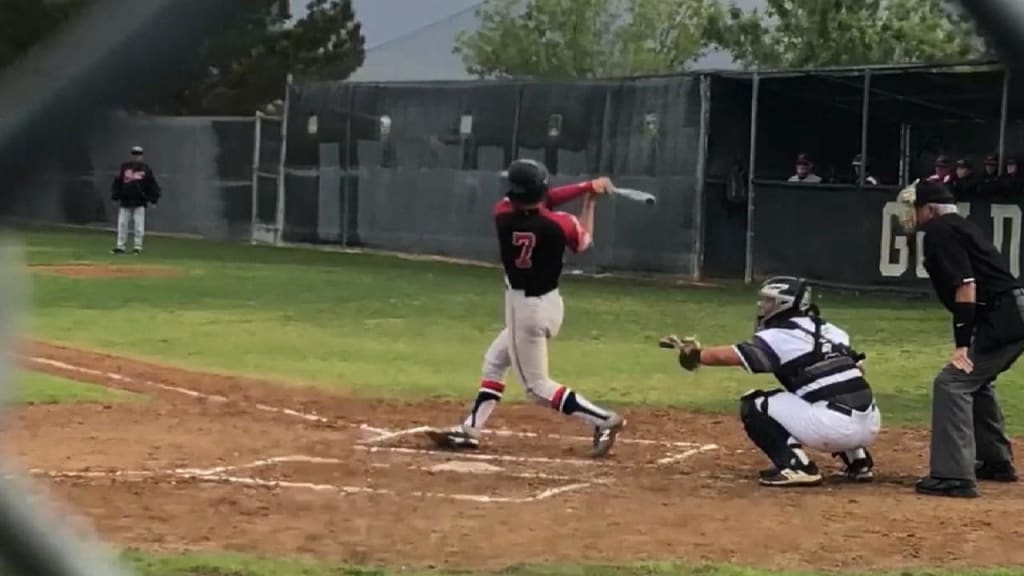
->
<box><xmin>116</xmin><ymin>206</ymin><xmax>146</xmax><ymax>251</ymax></box>
<box><xmin>765</xmin><ymin>392</ymin><xmax>881</xmax><ymax>453</ymax></box>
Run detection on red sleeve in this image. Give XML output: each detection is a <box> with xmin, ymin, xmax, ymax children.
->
<box><xmin>545</xmin><ymin>181</ymin><xmax>594</xmax><ymax>208</ymax></box>
<box><xmin>493</xmin><ymin>198</ymin><xmax>512</xmax><ymax>216</ymax></box>
<box><xmin>546</xmin><ymin>210</ymin><xmax>591</xmax><ymax>253</ymax></box>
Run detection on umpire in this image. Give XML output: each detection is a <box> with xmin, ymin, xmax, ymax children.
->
<box><xmin>899</xmin><ymin>180</ymin><xmax>1024</xmax><ymax>498</ymax></box>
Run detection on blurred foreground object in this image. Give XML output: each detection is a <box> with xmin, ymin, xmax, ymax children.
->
<box><xmin>0</xmin><ymin>3</ymin><xmax>251</xmax><ymax>574</ymax></box>
<box><xmin>0</xmin><ymin>0</ymin><xmax>251</xmax><ymax>196</ymax></box>
<box><xmin>957</xmin><ymin>0</ymin><xmax>1024</xmax><ymax>70</ymax></box>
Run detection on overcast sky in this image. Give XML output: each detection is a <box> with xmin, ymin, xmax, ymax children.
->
<box><xmin>290</xmin><ymin>0</ymin><xmax>483</xmax><ymax>48</ymax></box>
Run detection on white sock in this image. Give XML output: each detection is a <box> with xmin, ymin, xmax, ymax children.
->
<box><xmin>462</xmin><ymin>380</ymin><xmax>504</xmax><ymax>433</ymax></box>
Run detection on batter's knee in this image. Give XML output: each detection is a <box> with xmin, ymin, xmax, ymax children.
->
<box><xmin>522</xmin><ymin>379</ymin><xmax>559</xmax><ymax>406</ymax></box>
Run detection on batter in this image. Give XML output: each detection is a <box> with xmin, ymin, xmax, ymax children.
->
<box><xmin>426</xmin><ymin>159</ymin><xmax>626</xmax><ymax>457</ymax></box>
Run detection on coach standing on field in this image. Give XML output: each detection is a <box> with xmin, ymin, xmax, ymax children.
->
<box><xmin>899</xmin><ymin>180</ymin><xmax>1024</xmax><ymax>498</ymax></box>
<box><xmin>111</xmin><ymin>145</ymin><xmax>160</xmax><ymax>254</ymax></box>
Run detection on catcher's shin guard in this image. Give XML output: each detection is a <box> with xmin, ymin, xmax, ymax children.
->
<box><xmin>740</xmin><ymin>390</ymin><xmax>809</xmax><ymax>471</ymax></box>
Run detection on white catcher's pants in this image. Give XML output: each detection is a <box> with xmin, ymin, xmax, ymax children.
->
<box><xmin>116</xmin><ymin>206</ymin><xmax>146</xmax><ymax>250</ymax></box>
<box><xmin>765</xmin><ymin>391</ymin><xmax>881</xmax><ymax>453</ymax></box>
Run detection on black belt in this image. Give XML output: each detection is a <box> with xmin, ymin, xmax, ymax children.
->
<box><xmin>826</xmin><ymin>401</ymin><xmax>875</xmax><ymax>417</ymax></box>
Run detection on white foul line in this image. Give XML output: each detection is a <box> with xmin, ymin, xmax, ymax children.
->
<box><xmin>26</xmin><ymin>356</ymin><xmax>330</xmax><ymax>424</ymax></box>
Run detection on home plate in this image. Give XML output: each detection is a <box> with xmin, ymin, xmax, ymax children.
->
<box><xmin>428</xmin><ymin>461</ymin><xmax>505</xmax><ymax>474</ymax></box>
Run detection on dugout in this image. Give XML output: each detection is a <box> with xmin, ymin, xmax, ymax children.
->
<box><xmin>700</xmin><ymin>61</ymin><xmax>1024</xmax><ymax>287</ymax></box>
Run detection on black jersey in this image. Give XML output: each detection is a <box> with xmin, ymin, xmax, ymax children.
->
<box><xmin>494</xmin><ymin>198</ymin><xmax>589</xmax><ymax>297</ymax></box>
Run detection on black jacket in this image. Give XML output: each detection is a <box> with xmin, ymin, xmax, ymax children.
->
<box><xmin>111</xmin><ymin>161</ymin><xmax>160</xmax><ymax>207</ymax></box>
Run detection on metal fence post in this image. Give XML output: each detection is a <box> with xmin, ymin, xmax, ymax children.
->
<box><xmin>275</xmin><ymin>73</ymin><xmax>293</xmax><ymax>246</ymax></box>
<box><xmin>250</xmin><ymin>111</ymin><xmax>263</xmax><ymax>243</ymax></box>
<box><xmin>693</xmin><ymin>74</ymin><xmax>711</xmax><ymax>280</ymax></box>
<box><xmin>859</xmin><ymin>70</ymin><xmax>871</xmax><ymax>187</ymax></box>
<box><xmin>743</xmin><ymin>72</ymin><xmax>761</xmax><ymax>286</ymax></box>
<box><xmin>998</xmin><ymin>68</ymin><xmax>1010</xmax><ymax>176</ymax></box>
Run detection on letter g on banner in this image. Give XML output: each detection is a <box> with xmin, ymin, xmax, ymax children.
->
<box><xmin>880</xmin><ymin>201</ymin><xmax>974</xmax><ymax>279</ymax></box>
<box><xmin>880</xmin><ymin>201</ymin><xmax>909</xmax><ymax>277</ymax></box>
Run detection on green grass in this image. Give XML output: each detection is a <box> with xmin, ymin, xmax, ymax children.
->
<box><xmin>16</xmin><ymin>227</ymin><xmax>1024</xmax><ymax>576</ymax></box>
<box><xmin>123</xmin><ymin>552</ymin><xmax>1024</xmax><ymax>576</ymax></box>
<box><xmin>16</xmin><ymin>225</ymin><xmax>1024</xmax><ymax>431</ymax></box>
<box><xmin>15</xmin><ymin>370</ymin><xmax>130</xmax><ymax>404</ymax></box>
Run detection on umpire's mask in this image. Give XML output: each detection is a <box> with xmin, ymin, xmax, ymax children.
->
<box><xmin>896</xmin><ymin>180</ymin><xmax>920</xmax><ymax>234</ymax></box>
<box><xmin>755</xmin><ymin>276</ymin><xmax>812</xmax><ymax>331</ymax></box>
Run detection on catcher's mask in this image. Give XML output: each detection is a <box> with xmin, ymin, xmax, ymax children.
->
<box><xmin>756</xmin><ymin>276</ymin><xmax>812</xmax><ymax>331</ymax></box>
<box><xmin>502</xmin><ymin>159</ymin><xmax>549</xmax><ymax>205</ymax></box>
<box><xmin>896</xmin><ymin>179</ymin><xmax>956</xmax><ymax>234</ymax></box>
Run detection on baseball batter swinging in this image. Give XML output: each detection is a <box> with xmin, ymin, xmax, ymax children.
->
<box><xmin>660</xmin><ymin>277</ymin><xmax>881</xmax><ymax>486</ymax></box>
<box><xmin>426</xmin><ymin>159</ymin><xmax>626</xmax><ymax>457</ymax></box>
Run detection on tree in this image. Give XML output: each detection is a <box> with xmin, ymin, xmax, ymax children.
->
<box><xmin>0</xmin><ymin>0</ymin><xmax>89</xmax><ymax>70</ymax></box>
<box><xmin>165</xmin><ymin>0</ymin><xmax>365</xmax><ymax>114</ymax></box>
<box><xmin>711</xmin><ymin>0</ymin><xmax>988</xmax><ymax>69</ymax></box>
<box><xmin>454</xmin><ymin>0</ymin><xmax>720</xmax><ymax>79</ymax></box>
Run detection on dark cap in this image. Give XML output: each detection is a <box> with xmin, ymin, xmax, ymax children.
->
<box><xmin>913</xmin><ymin>180</ymin><xmax>955</xmax><ymax>206</ymax></box>
<box><xmin>130</xmin><ymin>145</ymin><xmax>144</xmax><ymax>155</ymax></box>
<box><xmin>985</xmin><ymin>153</ymin><xmax>1000</xmax><ymax>166</ymax></box>
<box><xmin>1008</xmin><ymin>156</ymin><xmax>1019</xmax><ymax>166</ymax></box>
<box><xmin>796</xmin><ymin>153</ymin><xmax>812</xmax><ymax>166</ymax></box>
<box><xmin>955</xmin><ymin>158</ymin><xmax>972</xmax><ymax>169</ymax></box>
<box><xmin>934</xmin><ymin>155</ymin><xmax>950</xmax><ymax>168</ymax></box>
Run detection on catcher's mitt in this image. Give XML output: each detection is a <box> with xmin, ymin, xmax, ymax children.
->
<box><xmin>658</xmin><ymin>334</ymin><xmax>702</xmax><ymax>371</ymax></box>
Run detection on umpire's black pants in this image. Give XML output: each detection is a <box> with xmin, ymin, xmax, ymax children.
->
<box><xmin>930</xmin><ymin>306</ymin><xmax>1024</xmax><ymax>481</ymax></box>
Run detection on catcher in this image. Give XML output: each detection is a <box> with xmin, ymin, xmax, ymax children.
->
<box><xmin>659</xmin><ymin>276</ymin><xmax>881</xmax><ymax>487</ymax></box>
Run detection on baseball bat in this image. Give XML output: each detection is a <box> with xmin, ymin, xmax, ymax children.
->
<box><xmin>607</xmin><ymin>183</ymin><xmax>657</xmax><ymax>205</ymax></box>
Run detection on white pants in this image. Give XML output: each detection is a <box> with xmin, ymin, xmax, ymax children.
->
<box><xmin>116</xmin><ymin>206</ymin><xmax>145</xmax><ymax>250</ymax></box>
<box><xmin>765</xmin><ymin>392</ymin><xmax>881</xmax><ymax>453</ymax></box>
<box><xmin>481</xmin><ymin>288</ymin><xmax>565</xmax><ymax>404</ymax></box>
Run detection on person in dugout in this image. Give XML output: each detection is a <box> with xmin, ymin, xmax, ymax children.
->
<box><xmin>951</xmin><ymin>158</ymin><xmax>978</xmax><ymax>199</ymax></box>
<box><xmin>851</xmin><ymin>154</ymin><xmax>879</xmax><ymax>186</ymax></box>
<box><xmin>978</xmin><ymin>154</ymin><xmax>1002</xmax><ymax>195</ymax></box>
<box><xmin>1000</xmin><ymin>157</ymin><xmax>1022</xmax><ymax>195</ymax></box>
<box><xmin>927</xmin><ymin>155</ymin><xmax>954</xmax><ymax>184</ymax></box>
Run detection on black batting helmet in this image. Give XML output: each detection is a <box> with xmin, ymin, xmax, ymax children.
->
<box><xmin>503</xmin><ymin>159</ymin><xmax>549</xmax><ymax>205</ymax></box>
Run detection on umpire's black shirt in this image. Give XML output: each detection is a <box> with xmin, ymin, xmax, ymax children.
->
<box><xmin>923</xmin><ymin>213</ymin><xmax>1024</xmax><ymax>350</ymax></box>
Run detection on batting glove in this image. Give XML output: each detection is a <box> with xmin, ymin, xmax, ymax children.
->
<box><xmin>590</xmin><ymin>177</ymin><xmax>612</xmax><ymax>194</ymax></box>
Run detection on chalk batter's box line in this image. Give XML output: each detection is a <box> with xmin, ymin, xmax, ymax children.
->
<box><xmin>27</xmin><ymin>355</ymin><xmax>715</xmax><ymax>455</ymax></box>
<box><xmin>29</xmin><ymin>454</ymin><xmax>602</xmax><ymax>504</ymax></box>
<box><xmin>360</xmin><ymin>425</ymin><xmax>704</xmax><ymax>449</ymax></box>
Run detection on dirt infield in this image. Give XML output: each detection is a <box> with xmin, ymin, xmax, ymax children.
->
<box><xmin>7</xmin><ymin>342</ymin><xmax>1024</xmax><ymax>572</ymax></box>
<box><xmin>29</xmin><ymin>263</ymin><xmax>185</xmax><ymax>278</ymax></box>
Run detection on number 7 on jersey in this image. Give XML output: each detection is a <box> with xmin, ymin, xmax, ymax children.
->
<box><xmin>512</xmin><ymin>231</ymin><xmax>536</xmax><ymax>269</ymax></box>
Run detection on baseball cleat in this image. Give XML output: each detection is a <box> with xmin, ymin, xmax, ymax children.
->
<box><xmin>424</xmin><ymin>426</ymin><xmax>480</xmax><ymax>450</ymax></box>
<box><xmin>976</xmin><ymin>461</ymin><xmax>1018</xmax><ymax>482</ymax></box>
<box><xmin>832</xmin><ymin>449</ymin><xmax>874</xmax><ymax>482</ymax></box>
<box><xmin>914</xmin><ymin>476</ymin><xmax>978</xmax><ymax>498</ymax></box>
<box><xmin>759</xmin><ymin>464</ymin><xmax>822</xmax><ymax>487</ymax></box>
<box><xmin>590</xmin><ymin>413</ymin><xmax>625</xmax><ymax>458</ymax></box>
<box><xmin>111</xmin><ymin>248</ymin><xmax>126</xmax><ymax>254</ymax></box>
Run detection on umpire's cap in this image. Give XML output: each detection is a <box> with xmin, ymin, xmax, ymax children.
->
<box><xmin>913</xmin><ymin>180</ymin><xmax>955</xmax><ymax>206</ymax></box>
<box><xmin>503</xmin><ymin>159</ymin><xmax>549</xmax><ymax>204</ymax></box>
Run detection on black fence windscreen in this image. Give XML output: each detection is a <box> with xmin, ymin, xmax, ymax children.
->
<box><xmin>12</xmin><ymin>113</ymin><xmax>256</xmax><ymax>241</ymax></box>
<box><xmin>285</xmin><ymin>77</ymin><xmax>706</xmax><ymax>276</ymax></box>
